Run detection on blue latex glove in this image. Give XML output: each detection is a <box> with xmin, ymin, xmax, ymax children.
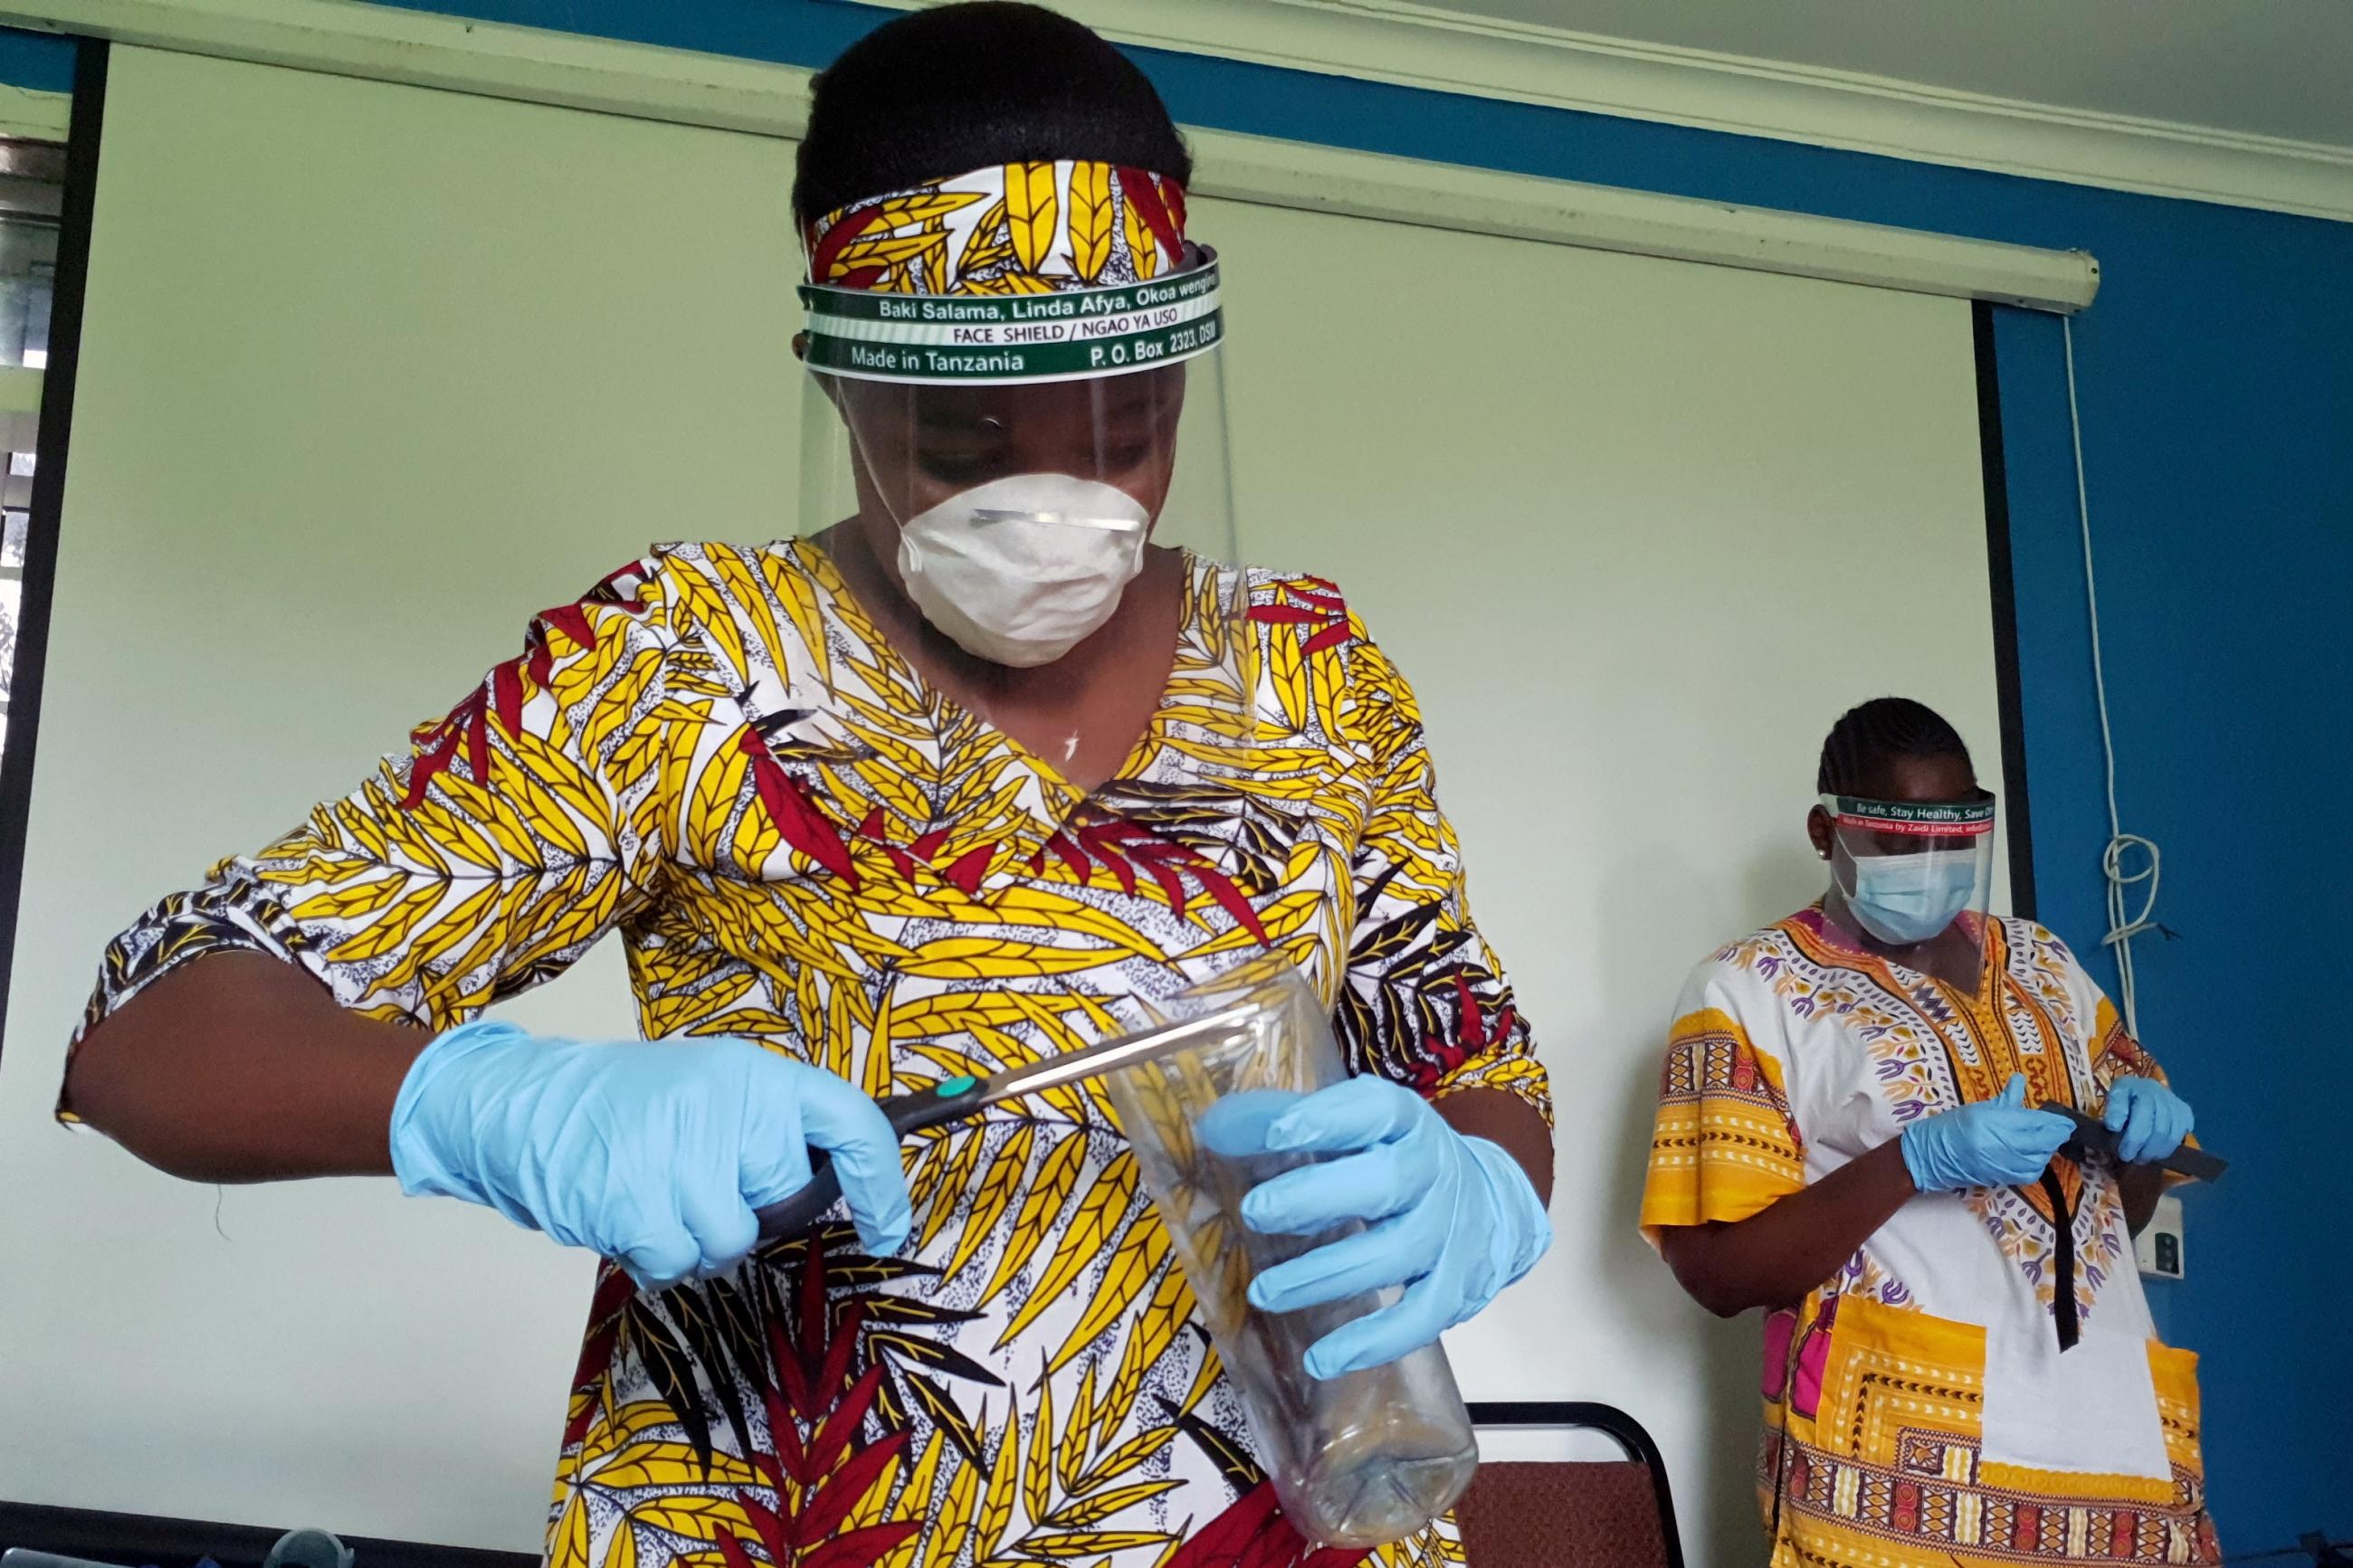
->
<box><xmin>389</xmin><ymin>1019</ymin><xmax>911</xmax><ymax>1288</ymax></box>
<box><xmin>2103</xmin><ymin>1076</ymin><xmax>2195</xmax><ymax>1164</ymax></box>
<box><xmin>1224</xmin><ymin>1075</ymin><xmax>1550</xmax><ymax>1381</ymax></box>
<box><xmin>1899</xmin><ymin>1071</ymin><xmax>2072</xmax><ymax>1193</ymax></box>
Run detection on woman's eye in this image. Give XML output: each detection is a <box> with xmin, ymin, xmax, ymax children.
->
<box><xmin>918</xmin><ymin>449</ymin><xmax>1006</xmax><ymax>485</ymax></box>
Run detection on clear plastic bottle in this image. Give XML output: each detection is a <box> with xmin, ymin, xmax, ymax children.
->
<box><xmin>1102</xmin><ymin>957</ymin><xmax>1479</xmax><ymax>1548</ymax></box>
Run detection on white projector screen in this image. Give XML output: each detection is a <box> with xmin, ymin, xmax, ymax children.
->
<box><xmin>0</xmin><ymin>44</ymin><xmax>2001</xmax><ymax>1566</ymax></box>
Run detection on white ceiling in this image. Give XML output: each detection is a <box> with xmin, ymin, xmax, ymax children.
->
<box><xmin>1417</xmin><ymin>0</ymin><xmax>2353</xmax><ymax>149</ymax></box>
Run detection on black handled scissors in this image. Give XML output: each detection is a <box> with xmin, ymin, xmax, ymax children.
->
<box><xmin>754</xmin><ymin>1003</ymin><xmax>1260</xmax><ymax>1242</ymax></box>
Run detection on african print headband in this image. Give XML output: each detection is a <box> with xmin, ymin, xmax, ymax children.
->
<box><xmin>798</xmin><ymin>160</ymin><xmax>1221</xmax><ymax>385</ymax></box>
<box><xmin>804</xmin><ymin>159</ymin><xmax>1192</xmax><ymax>294</ymax></box>
<box><xmin>1818</xmin><ymin>794</ymin><xmax>1997</xmax><ymax>837</ymax></box>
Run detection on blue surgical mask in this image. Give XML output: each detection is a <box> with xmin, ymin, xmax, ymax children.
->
<box><xmin>1844</xmin><ymin>852</ymin><xmax>1975</xmax><ymax>944</ymax></box>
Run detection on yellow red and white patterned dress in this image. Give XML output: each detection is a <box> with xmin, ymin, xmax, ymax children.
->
<box><xmin>1640</xmin><ymin>908</ymin><xmax>2218</xmax><ymax>1567</ymax></box>
<box><xmin>65</xmin><ymin>540</ymin><xmax>1548</xmax><ymax>1568</ymax></box>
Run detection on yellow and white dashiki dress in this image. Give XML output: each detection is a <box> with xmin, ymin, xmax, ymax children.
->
<box><xmin>64</xmin><ymin>540</ymin><xmax>1548</xmax><ymax>1568</ymax></box>
<box><xmin>1640</xmin><ymin>907</ymin><xmax>2219</xmax><ymax>1567</ymax></box>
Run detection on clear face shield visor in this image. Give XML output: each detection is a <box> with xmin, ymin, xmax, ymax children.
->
<box><xmin>794</xmin><ymin>252</ymin><xmax>1243</xmax><ymax>699</ymax></box>
<box><xmin>1820</xmin><ymin>791</ymin><xmax>1996</xmax><ymax>977</ymax></box>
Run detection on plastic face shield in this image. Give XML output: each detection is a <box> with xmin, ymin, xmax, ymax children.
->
<box><xmin>794</xmin><ymin>252</ymin><xmax>1243</xmax><ymax>691</ymax></box>
<box><xmin>1819</xmin><ymin>791</ymin><xmax>1996</xmax><ymax>979</ymax></box>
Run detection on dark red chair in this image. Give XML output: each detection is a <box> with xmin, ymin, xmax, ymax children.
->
<box><xmin>1457</xmin><ymin>1403</ymin><xmax>1685</xmax><ymax>1568</ymax></box>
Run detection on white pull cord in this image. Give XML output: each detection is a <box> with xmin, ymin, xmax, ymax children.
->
<box><xmin>2064</xmin><ymin>316</ymin><xmax>2160</xmax><ymax>1037</ymax></box>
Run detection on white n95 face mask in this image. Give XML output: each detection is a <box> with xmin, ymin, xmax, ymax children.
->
<box><xmin>896</xmin><ymin>472</ymin><xmax>1149</xmax><ymax>668</ymax></box>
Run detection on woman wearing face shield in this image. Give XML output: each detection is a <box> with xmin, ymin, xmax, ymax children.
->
<box><xmin>1639</xmin><ymin>698</ymin><xmax>2216</xmax><ymax>1567</ymax></box>
<box><xmin>57</xmin><ymin>6</ymin><xmax>1552</xmax><ymax>1563</ymax></box>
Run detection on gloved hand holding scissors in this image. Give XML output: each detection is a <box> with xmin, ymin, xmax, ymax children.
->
<box><xmin>1222</xmin><ymin>1075</ymin><xmax>1551</xmax><ymax>1381</ymax></box>
<box><xmin>2102</xmin><ymin>1075</ymin><xmax>2195</xmax><ymax>1164</ymax></box>
<box><xmin>390</xmin><ymin>1019</ymin><xmax>912</xmax><ymax>1289</ymax></box>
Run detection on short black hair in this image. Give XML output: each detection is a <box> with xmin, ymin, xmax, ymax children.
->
<box><xmin>1816</xmin><ymin>697</ymin><xmax>1975</xmax><ymax>797</ymax></box>
<box><xmin>794</xmin><ymin>3</ymin><xmax>1193</xmax><ymax>227</ymax></box>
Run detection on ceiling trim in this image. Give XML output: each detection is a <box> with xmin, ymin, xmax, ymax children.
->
<box><xmin>1206</xmin><ymin>129</ymin><xmax>2097</xmax><ymax>310</ymax></box>
<box><xmin>0</xmin><ymin>0</ymin><xmax>815</xmax><ymax>136</ymax></box>
<box><xmin>896</xmin><ymin>0</ymin><xmax>2353</xmax><ymax>223</ymax></box>
<box><xmin>0</xmin><ymin>0</ymin><xmax>2099</xmax><ymax>310</ymax></box>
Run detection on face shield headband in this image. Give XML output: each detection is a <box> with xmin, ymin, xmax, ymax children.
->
<box><xmin>1816</xmin><ymin>793</ymin><xmax>1998</xmax><ymax>838</ymax></box>
<box><xmin>799</xmin><ymin>160</ymin><xmax>1218</xmax><ymax>389</ymax></box>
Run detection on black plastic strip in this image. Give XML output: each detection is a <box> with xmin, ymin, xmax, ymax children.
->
<box><xmin>1973</xmin><ymin>299</ymin><xmax>2039</xmax><ymax>920</ymax></box>
<box><xmin>2038</xmin><ymin>1165</ymin><xmax>2082</xmax><ymax>1351</ymax></box>
<box><xmin>0</xmin><ymin>38</ymin><xmax>106</xmax><ymax>1065</ymax></box>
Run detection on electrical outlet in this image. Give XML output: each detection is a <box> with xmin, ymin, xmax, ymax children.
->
<box><xmin>2135</xmin><ymin>1192</ymin><xmax>2186</xmax><ymax>1280</ymax></box>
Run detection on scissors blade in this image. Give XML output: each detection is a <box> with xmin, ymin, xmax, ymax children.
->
<box><xmin>978</xmin><ymin>1003</ymin><xmax>1262</xmax><ymax>1106</ymax></box>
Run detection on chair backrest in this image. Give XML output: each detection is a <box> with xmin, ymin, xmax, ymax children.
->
<box><xmin>1458</xmin><ymin>1402</ymin><xmax>1684</xmax><ymax>1568</ymax></box>
<box><xmin>1453</xmin><ymin>1460</ymin><xmax>1670</xmax><ymax>1568</ymax></box>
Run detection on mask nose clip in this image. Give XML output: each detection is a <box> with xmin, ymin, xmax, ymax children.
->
<box><xmin>969</xmin><ymin>507</ymin><xmax>1144</xmax><ymax>532</ymax></box>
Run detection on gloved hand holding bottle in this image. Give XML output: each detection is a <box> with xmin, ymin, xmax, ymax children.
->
<box><xmin>1899</xmin><ymin>1071</ymin><xmax>2073</xmax><ymax>1193</ymax></box>
<box><xmin>2102</xmin><ymin>1076</ymin><xmax>2195</xmax><ymax>1164</ymax></box>
<box><xmin>1226</xmin><ymin>1075</ymin><xmax>1551</xmax><ymax>1381</ymax></box>
<box><xmin>389</xmin><ymin>1019</ymin><xmax>913</xmax><ymax>1288</ymax></box>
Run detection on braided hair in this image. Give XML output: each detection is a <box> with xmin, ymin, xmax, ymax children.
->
<box><xmin>1816</xmin><ymin>697</ymin><xmax>1974</xmax><ymax>798</ymax></box>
